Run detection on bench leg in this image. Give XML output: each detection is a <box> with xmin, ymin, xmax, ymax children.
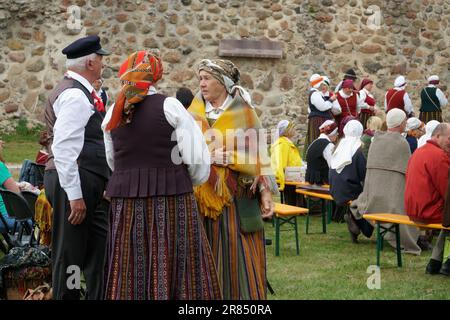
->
<box><xmin>327</xmin><ymin>201</ymin><xmax>332</xmax><ymax>224</ymax></box>
<box><xmin>294</xmin><ymin>216</ymin><xmax>300</xmax><ymax>255</ymax></box>
<box><xmin>321</xmin><ymin>199</ymin><xmax>326</xmax><ymax>234</ymax></box>
<box><xmin>376</xmin><ymin>223</ymin><xmax>381</xmax><ymax>267</ymax></box>
<box><xmin>395</xmin><ymin>224</ymin><xmax>402</xmax><ymax>267</ymax></box>
<box><xmin>275</xmin><ymin>217</ymin><xmax>280</xmax><ymax>256</ymax></box>
<box><xmin>305</xmin><ymin>197</ymin><xmax>310</xmax><ymax>235</ymax></box>
<box><xmin>267</xmin><ymin>279</ymin><xmax>275</xmax><ymax>295</ymax></box>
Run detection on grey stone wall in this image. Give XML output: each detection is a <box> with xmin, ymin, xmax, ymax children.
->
<box><xmin>0</xmin><ymin>0</ymin><xmax>448</xmax><ymax>141</ymax></box>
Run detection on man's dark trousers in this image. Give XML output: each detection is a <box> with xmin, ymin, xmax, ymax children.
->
<box><xmin>44</xmin><ymin>168</ymin><xmax>108</xmax><ymax>300</ymax></box>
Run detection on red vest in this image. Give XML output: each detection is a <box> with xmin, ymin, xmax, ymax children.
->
<box><xmin>336</xmin><ymin>92</ymin><xmax>358</xmax><ymax>117</ymax></box>
<box><xmin>386</xmin><ymin>88</ymin><xmax>406</xmax><ymax>112</ymax></box>
<box><xmin>360</xmin><ymin>91</ymin><xmax>376</xmax><ymax>115</ymax></box>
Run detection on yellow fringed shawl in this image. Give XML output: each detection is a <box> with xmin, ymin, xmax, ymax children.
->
<box><xmin>34</xmin><ymin>190</ymin><xmax>53</xmax><ymax>246</ymax></box>
<box><xmin>188</xmin><ymin>92</ymin><xmax>272</xmax><ymax>219</ymax></box>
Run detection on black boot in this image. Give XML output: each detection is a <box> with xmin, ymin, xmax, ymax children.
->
<box><xmin>440</xmin><ymin>259</ymin><xmax>450</xmax><ymax>276</ymax></box>
<box><xmin>344</xmin><ymin>213</ymin><xmax>360</xmax><ymax>244</ymax></box>
<box><xmin>417</xmin><ymin>235</ymin><xmax>433</xmax><ymax>251</ymax></box>
<box><xmin>425</xmin><ymin>259</ymin><xmax>442</xmax><ymax>275</ymax></box>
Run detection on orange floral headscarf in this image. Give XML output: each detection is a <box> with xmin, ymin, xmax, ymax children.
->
<box><xmin>105</xmin><ymin>50</ymin><xmax>163</xmax><ymax>131</ymax></box>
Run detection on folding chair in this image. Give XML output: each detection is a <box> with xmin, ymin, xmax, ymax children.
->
<box><xmin>0</xmin><ymin>233</ymin><xmax>8</xmax><ymax>254</ymax></box>
<box><xmin>21</xmin><ymin>190</ymin><xmax>39</xmax><ymax>245</ymax></box>
<box><xmin>0</xmin><ymin>188</ymin><xmax>35</xmax><ymax>246</ymax></box>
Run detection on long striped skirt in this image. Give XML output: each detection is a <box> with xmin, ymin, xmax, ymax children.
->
<box><xmin>419</xmin><ymin>111</ymin><xmax>442</xmax><ymax>123</ymax></box>
<box><xmin>203</xmin><ymin>200</ymin><xmax>267</xmax><ymax>300</ymax></box>
<box><xmin>303</xmin><ymin>116</ymin><xmax>329</xmax><ymax>158</ymax></box>
<box><xmin>104</xmin><ymin>193</ymin><xmax>222</xmax><ymax>300</ymax></box>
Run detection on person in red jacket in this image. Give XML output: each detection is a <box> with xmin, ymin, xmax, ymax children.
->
<box><xmin>404</xmin><ymin>122</ymin><xmax>450</xmax><ymax>275</ymax></box>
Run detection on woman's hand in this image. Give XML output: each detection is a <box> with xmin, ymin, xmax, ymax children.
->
<box><xmin>260</xmin><ymin>189</ymin><xmax>274</xmax><ymax>219</ymax></box>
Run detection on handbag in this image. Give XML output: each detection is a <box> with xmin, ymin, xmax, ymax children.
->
<box><xmin>235</xmin><ymin>197</ymin><xmax>264</xmax><ymax>233</ymax></box>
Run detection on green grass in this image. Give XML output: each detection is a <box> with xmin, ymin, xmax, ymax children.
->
<box><xmin>1</xmin><ymin>118</ymin><xmax>42</xmax><ymax>164</ymax></box>
<box><xmin>1</xmin><ymin>217</ymin><xmax>447</xmax><ymax>299</ymax></box>
<box><xmin>265</xmin><ymin>215</ymin><xmax>450</xmax><ymax>299</ymax></box>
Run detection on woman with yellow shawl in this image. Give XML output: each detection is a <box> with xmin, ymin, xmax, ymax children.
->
<box><xmin>101</xmin><ymin>51</ymin><xmax>221</xmax><ymax>300</ymax></box>
<box><xmin>188</xmin><ymin>59</ymin><xmax>278</xmax><ymax>299</ymax></box>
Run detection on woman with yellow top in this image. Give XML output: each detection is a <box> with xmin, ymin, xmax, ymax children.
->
<box><xmin>271</xmin><ymin>120</ymin><xmax>302</xmax><ymax>204</ymax></box>
<box><xmin>188</xmin><ymin>59</ymin><xmax>278</xmax><ymax>300</ymax></box>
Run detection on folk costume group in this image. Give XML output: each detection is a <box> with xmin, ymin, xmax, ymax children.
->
<box><xmin>44</xmin><ymin>35</ymin><xmax>449</xmax><ymax>300</ymax></box>
<box><xmin>44</xmin><ymin>36</ymin><xmax>277</xmax><ymax>300</ymax></box>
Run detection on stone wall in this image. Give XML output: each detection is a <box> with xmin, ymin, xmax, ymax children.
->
<box><xmin>0</xmin><ymin>0</ymin><xmax>448</xmax><ymax>141</ymax></box>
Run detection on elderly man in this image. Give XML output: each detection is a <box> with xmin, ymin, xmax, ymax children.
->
<box><xmin>405</xmin><ymin>123</ymin><xmax>450</xmax><ymax>275</ymax></box>
<box><xmin>44</xmin><ymin>35</ymin><xmax>110</xmax><ymax>300</ymax></box>
<box><xmin>385</xmin><ymin>75</ymin><xmax>414</xmax><ymax>117</ymax></box>
<box><xmin>348</xmin><ymin>109</ymin><xmax>421</xmax><ymax>255</ymax></box>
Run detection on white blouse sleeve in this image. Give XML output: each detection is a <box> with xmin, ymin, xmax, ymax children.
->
<box><xmin>436</xmin><ymin>88</ymin><xmax>448</xmax><ymax>107</ymax></box>
<box><xmin>323</xmin><ymin>143</ymin><xmax>335</xmax><ymax>168</ymax></box>
<box><xmin>101</xmin><ymin>104</ymin><xmax>115</xmax><ymax>171</ymax></box>
<box><xmin>310</xmin><ymin>91</ymin><xmax>333</xmax><ymax>112</ymax></box>
<box><xmin>358</xmin><ymin>90</ymin><xmax>370</xmax><ymax>110</ymax></box>
<box><xmin>163</xmin><ymin>97</ymin><xmax>211</xmax><ymax>185</ymax></box>
<box><xmin>331</xmin><ymin>99</ymin><xmax>342</xmax><ymax>115</ymax></box>
<box><xmin>403</xmin><ymin>93</ymin><xmax>414</xmax><ymax>115</ymax></box>
<box><xmin>52</xmin><ymin>89</ymin><xmax>93</xmax><ymax>201</ymax></box>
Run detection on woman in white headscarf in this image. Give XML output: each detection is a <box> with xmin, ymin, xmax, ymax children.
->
<box><xmin>405</xmin><ymin>117</ymin><xmax>425</xmax><ymax>154</ymax></box>
<box><xmin>417</xmin><ymin>120</ymin><xmax>440</xmax><ymax>148</ymax></box>
<box><xmin>271</xmin><ymin>120</ymin><xmax>302</xmax><ymax>204</ymax></box>
<box><xmin>329</xmin><ymin>120</ymin><xmax>369</xmax><ymax>231</ymax></box>
<box><xmin>271</xmin><ymin>120</ymin><xmax>302</xmax><ymax>191</ymax></box>
<box><xmin>305</xmin><ymin>120</ymin><xmax>338</xmax><ymax>185</ymax></box>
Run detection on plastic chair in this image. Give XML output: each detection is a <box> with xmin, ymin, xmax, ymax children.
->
<box><xmin>0</xmin><ymin>188</ymin><xmax>35</xmax><ymax>245</ymax></box>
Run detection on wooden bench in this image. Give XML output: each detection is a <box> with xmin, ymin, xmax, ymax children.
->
<box><xmin>273</xmin><ymin>203</ymin><xmax>308</xmax><ymax>256</ymax></box>
<box><xmin>295</xmin><ymin>189</ymin><xmax>333</xmax><ymax>234</ymax></box>
<box><xmin>363</xmin><ymin>213</ymin><xmax>450</xmax><ymax>268</ymax></box>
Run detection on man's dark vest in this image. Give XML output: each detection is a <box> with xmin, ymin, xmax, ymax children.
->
<box><xmin>420</xmin><ymin>87</ymin><xmax>441</xmax><ymax>112</ymax></box>
<box><xmin>45</xmin><ymin>77</ymin><xmax>109</xmax><ymax>180</ymax></box>
<box><xmin>106</xmin><ymin>94</ymin><xmax>193</xmax><ymax>198</ymax></box>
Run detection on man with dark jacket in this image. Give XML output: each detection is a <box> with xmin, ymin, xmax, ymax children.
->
<box><xmin>44</xmin><ymin>35</ymin><xmax>110</xmax><ymax>299</ymax></box>
<box><xmin>405</xmin><ymin>123</ymin><xmax>450</xmax><ymax>275</ymax></box>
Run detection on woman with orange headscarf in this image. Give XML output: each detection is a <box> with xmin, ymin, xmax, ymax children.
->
<box><xmin>304</xmin><ymin>74</ymin><xmax>339</xmax><ymax>158</ymax></box>
<box><xmin>101</xmin><ymin>51</ymin><xmax>221</xmax><ymax>300</ymax></box>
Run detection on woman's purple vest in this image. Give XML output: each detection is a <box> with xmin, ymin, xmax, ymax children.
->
<box><xmin>106</xmin><ymin>94</ymin><xmax>193</xmax><ymax>198</ymax></box>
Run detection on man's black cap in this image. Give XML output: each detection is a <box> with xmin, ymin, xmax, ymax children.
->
<box><xmin>343</xmin><ymin>68</ymin><xmax>357</xmax><ymax>80</ymax></box>
<box><xmin>62</xmin><ymin>35</ymin><xmax>110</xmax><ymax>59</ymax></box>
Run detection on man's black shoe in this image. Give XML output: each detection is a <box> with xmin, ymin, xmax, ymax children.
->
<box><xmin>425</xmin><ymin>259</ymin><xmax>442</xmax><ymax>275</ymax></box>
<box><xmin>265</xmin><ymin>239</ymin><xmax>272</xmax><ymax>246</ymax></box>
<box><xmin>417</xmin><ymin>236</ymin><xmax>433</xmax><ymax>251</ymax></box>
<box><xmin>439</xmin><ymin>258</ymin><xmax>450</xmax><ymax>276</ymax></box>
